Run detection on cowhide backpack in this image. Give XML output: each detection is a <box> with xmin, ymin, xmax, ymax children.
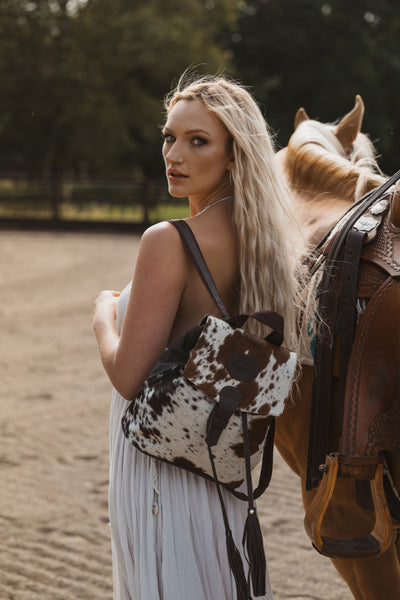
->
<box><xmin>121</xmin><ymin>218</ymin><xmax>297</xmax><ymax>599</ymax></box>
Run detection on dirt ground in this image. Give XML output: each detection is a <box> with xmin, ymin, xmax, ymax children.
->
<box><xmin>0</xmin><ymin>229</ymin><xmax>352</xmax><ymax>600</ymax></box>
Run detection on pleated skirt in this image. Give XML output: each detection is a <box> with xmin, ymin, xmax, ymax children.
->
<box><xmin>109</xmin><ymin>390</ymin><xmax>273</xmax><ymax>600</ymax></box>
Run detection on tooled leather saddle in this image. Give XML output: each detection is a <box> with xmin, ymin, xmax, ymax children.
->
<box><xmin>304</xmin><ymin>170</ymin><xmax>400</xmax><ymax>559</ymax></box>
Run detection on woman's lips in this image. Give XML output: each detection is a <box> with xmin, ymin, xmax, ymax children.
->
<box><xmin>168</xmin><ymin>170</ymin><xmax>189</xmax><ymax>181</ymax></box>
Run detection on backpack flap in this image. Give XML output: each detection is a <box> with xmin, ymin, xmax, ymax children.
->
<box><xmin>182</xmin><ymin>315</ymin><xmax>296</xmax><ymax>417</ymax></box>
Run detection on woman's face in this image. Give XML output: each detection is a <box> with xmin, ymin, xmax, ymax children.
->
<box><xmin>162</xmin><ymin>99</ymin><xmax>233</xmax><ymax>202</ymax></box>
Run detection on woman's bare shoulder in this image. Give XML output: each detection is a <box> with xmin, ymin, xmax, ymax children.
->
<box><xmin>134</xmin><ymin>220</ymin><xmax>189</xmax><ymax>286</ymax></box>
<box><xmin>139</xmin><ymin>220</ymin><xmax>186</xmax><ymax>256</ymax></box>
<box><xmin>141</xmin><ymin>220</ymin><xmax>181</xmax><ymax>244</ymax></box>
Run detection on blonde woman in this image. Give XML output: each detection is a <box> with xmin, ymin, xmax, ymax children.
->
<box><xmin>93</xmin><ymin>74</ymin><xmax>300</xmax><ymax>600</ymax></box>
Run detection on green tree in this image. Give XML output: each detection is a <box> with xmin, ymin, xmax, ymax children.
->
<box><xmin>230</xmin><ymin>0</ymin><xmax>400</xmax><ymax>173</ymax></box>
<box><xmin>76</xmin><ymin>0</ymin><xmax>237</xmax><ymax>176</ymax></box>
<box><xmin>0</xmin><ymin>0</ymin><xmax>237</xmax><ymax>186</ymax></box>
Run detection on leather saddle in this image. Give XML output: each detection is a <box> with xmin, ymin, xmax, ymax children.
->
<box><xmin>304</xmin><ymin>171</ymin><xmax>400</xmax><ymax>559</ymax></box>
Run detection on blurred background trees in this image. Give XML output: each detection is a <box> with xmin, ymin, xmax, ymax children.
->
<box><xmin>0</xmin><ymin>0</ymin><xmax>236</xmax><ymax>181</ymax></box>
<box><xmin>0</xmin><ymin>0</ymin><xmax>399</xmax><ymax>187</ymax></box>
<box><xmin>231</xmin><ymin>0</ymin><xmax>400</xmax><ymax>174</ymax></box>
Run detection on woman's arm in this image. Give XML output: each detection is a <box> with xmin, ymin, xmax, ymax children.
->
<box><xmin>93</xmin><ymin>222</ymin><xmax>187</xmax><ymax>399</ymax></box>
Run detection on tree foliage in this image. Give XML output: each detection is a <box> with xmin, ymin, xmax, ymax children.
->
<box><xmin>1</xmin><ymin>0</ymin><xmax>400</xmax><ymax>178</ymax></box>
<box><xmin>0</xmin><ymin>0</ymin><xmax>236</xmax><ymax>178</ymax></box>
<box><xmin>231</xmin><ymin>0</ymin><xmax>400</xmax><ymax>173</ymax></box>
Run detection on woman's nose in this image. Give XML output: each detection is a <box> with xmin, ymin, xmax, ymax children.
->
<box><xmin>167</xmin><ymin>153</ymin><xmax>183</xmax><ymax>166</ymax></box>
<box><xmin>165</xmin><ymin>144</ymin><xmax>183</xmax><ymax>165</ymax></box>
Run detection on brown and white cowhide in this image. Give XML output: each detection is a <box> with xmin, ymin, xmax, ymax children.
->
<box><xmin>122</xmin><ymin>315</ymin><xmax>296</xmax><ymax>488</ymax></box>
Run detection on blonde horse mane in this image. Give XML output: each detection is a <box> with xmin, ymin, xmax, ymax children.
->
<box><xmin>284</xmin><ymin>105</ymin><xmax>387</xmax><ymax>363</ymax></box>
<box><xmin>286</xmin><ymin>118</ymin><xmax>385</xmax><ymax>202</ymax></box>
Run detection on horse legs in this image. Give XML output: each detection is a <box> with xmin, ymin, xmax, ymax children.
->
<box><xmin>329</xmin><ymin>544</ymin><xmax>400</xmax><ymax>600</ymax></box>
<box><xmin>309</xmin><ymin>511</ymin><xmax>400</xmax><ymax>600</ymax></box>
<box><xmin>277</xmin><ymin>371</ymin><xmax>400</xmax><ymax>598</ymax></box>
<box><xmin>302</xmin><ymin>477</ymin><xmax>400</xmax><ymax>600</ymax></box>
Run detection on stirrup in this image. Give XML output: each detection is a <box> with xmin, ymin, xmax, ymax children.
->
<box><xmin>304</xmin><ymin>454</ymin><xmax>393</xmax><ymax>559</ymax></box>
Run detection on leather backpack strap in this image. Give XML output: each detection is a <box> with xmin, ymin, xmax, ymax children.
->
<box><xmin>230</xmin><ymin>417</ymin><xmax>275</xmax><ymax>502</ymax></box>
<box><xmin>169</xmin><ymin>219</ymin><xmax>230</xmax><ymax>320</ymax></box>
<box><xmin>170</xmin><ymin>218</ymin><xmax>276</xmax><ymax>501</ymax></box>
<box><xmin>229</xmin><ymin>312</ymin><xmax>284</xmax><ymax>346</ymax></box>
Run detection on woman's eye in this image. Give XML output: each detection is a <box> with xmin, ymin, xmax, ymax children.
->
<box><xmin>162</xmin><ymin>132</ymin><xmax>174</xmax><ymax>143</ymax></box>
<box><xmin>192</xmin><ymin>137</ymin><xmax>207</xmax><ymax>146</ymax></box>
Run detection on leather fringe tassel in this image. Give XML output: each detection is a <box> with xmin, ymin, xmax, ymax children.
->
<box><xmin>226</xmin><ymin>528</ymin><xmax>252</xmax><ymax>600</ymax></box>
<box><xmin>241</xmin><ymin>412</ymin><xmax>267</xmax><ymax>597</ymax></box>
<box><xmin>242</xmin><ymin>507</ymin><xmax>266</xmax><ymax>596</ymax></box>
<box><xmin>206</xmin><ymin>430</ymin><xmax>252</xmax><ymax>600</ymax></box>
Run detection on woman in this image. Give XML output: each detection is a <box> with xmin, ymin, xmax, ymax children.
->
<box><xmin>93</xmin><ymin>74</ymin><xmax>300</xmax><ymax>600</ymax></box>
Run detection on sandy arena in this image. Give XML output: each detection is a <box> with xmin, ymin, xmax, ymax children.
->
<box><xmin>0</xmin><ymin>229</ymin><xmax>351</xmax><ymax>599</ymax></box>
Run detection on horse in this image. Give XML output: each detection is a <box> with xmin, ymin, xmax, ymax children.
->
<box><xmin>274</xmin><ymin>96</ymin><xmax>400</xmax><ymax>600</ymax></box>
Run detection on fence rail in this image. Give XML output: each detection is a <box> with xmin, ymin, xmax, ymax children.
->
<box><xmin>0</xmin><ymin>176</ymin><xmax>188</xmax><ymax>232</ymax></box>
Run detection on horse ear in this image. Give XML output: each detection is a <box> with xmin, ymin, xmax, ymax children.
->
<box><xmin>294</xmin><ymin>107</ymin><xmax>310</xmax><ymax>129</ymax></box>
<box><xmin>334</xmin><ymin>95</ymin><xmax>365</xmax><ymax>154</ymax></box>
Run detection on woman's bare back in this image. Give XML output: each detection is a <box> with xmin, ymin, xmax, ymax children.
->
<box><xmin>167</xmin><ymin>208</ymin><xmax>238</xmax><ymax>346</ymax></box>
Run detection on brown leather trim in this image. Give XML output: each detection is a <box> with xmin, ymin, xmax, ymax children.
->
<box><xmin>304</xmin><ymin>456</ymin><xmax>393</xmax><ymax>559</ymax></box>
<box><xmin>341</xmin><ymin>278</ymin><xmax>400</xmax><ymax>456</ymax></box>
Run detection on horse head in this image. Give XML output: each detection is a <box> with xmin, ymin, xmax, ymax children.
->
<box><xmin>294</xmin><ymin>94</ymin><xmax>364</xmax><ymax>154</ymax></box>
<box><xmin>277</xmin><ymin>96</ymin><xmax>387</xmax><ymax>248</ymax></box>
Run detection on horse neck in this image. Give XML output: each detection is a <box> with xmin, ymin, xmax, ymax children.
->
<box><xmin>291</xmin><ymin>187</ymin><xmax>358</xmax><ymax>249</ymax></box>
<box><xmin>285</xmin><ymin>145</ymin><xmax>383</xmax><ymax>248</ymax></box>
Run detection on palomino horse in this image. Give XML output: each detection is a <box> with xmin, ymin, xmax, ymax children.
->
<box><xmin>275</xmin><ymin>96</ymin><xmax>400</xmax><ymax>599</ymax></box>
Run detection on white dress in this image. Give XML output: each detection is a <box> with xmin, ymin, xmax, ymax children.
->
<box><xmin>109</xmin><ymin>282</ymin><xmax>273</xmax><ymax>600</ymax></box>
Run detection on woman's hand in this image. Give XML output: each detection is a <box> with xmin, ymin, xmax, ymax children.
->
<box><xmin>92</xmin><ymin>290</ymin><xmax>120</xmax><ymax>331</ymax></box>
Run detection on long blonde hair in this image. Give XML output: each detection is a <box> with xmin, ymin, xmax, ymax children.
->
<box><xmin>165</xmin><ymin>74</ymin><xmax>301</xmax><ymax>353</ymax></box>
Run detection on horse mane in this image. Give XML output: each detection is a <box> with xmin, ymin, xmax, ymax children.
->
<box><xmin>286</xmin><ymin>119</ymin><xmax>385</xmax><ymax>202</ymax></box>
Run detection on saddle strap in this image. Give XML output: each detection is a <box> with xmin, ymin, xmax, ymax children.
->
<box><xmin>337</xmin><ymin>230</ymin><xmax>366</xmax><ymax>419</ymax></box>
<box><xmin>306</xmin><ymin>175</ymin><xmax>400</xmax><ymax>490</ymax></box>
<box><xmin>306</xmin><ymin>266</ymin><xmax>340</xmax><ymax>489</ymax></box>
<box><xmin>306</xmin><ymin>228</ymin><xmax>365</xmax><ymax>489</ymax></box>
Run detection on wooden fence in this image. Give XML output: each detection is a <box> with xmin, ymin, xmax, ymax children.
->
<box><xmin>0</xmin><ymin>177</ymin><xmax>187</xmax><ymax>233</ymax></box>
